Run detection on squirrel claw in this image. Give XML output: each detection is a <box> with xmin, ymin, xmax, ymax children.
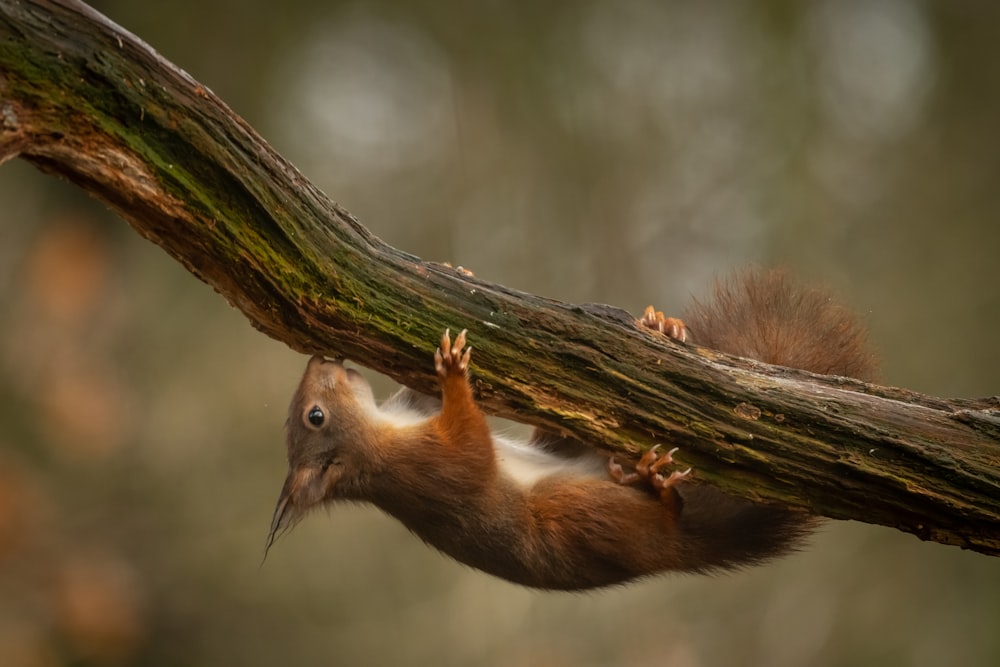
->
<box><xmin>607</xmin><ymin>457</ymin><xmax>640</xmax><ymax>485</ymax></box>
<box><xmin>640</xmin><ymin>306</ymin><xmax>688</xmax><ymax>343</ymax></box>
<box><xmin>611</xmin><ymin>445</ymin><xmax>692</xmax><ymax>497</ymax></box>
<box><xmin>435</xmin><ymin>328</ymin><xmax>471</xmax><ymax>378</ymax></box>
<box><xmin>651</xmin><ymin>467</ymin><xmax>692</xmax><ymax>491</ymax></box>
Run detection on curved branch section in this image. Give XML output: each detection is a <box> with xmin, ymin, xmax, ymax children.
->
<box><xmin>1</xmin><ymin>0</ymin><xmax>999</xmax><ymax>556</ymax></box>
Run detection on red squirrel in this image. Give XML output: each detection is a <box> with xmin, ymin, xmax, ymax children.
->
<box><xmin>265</xmin><ymin>268</ymin><xmax>877</xmax><ymax>590</ymax></box>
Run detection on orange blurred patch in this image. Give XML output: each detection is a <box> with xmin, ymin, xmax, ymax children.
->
<box><xmin>38</xmin><ymin>365</ymin><xmax>128</xmax><ymax>460</ymax></box>
<box><xmin>0</xmin><ymin>459</ymin><xmax>48</xmax><ymax>560</ymax></box>
<box><xmin>0</xmin><ymin>621</ymin><xmax>59</xmax><ymax>667</ymax></box>
<box><xmin>24</xmin><ymin>217</ymin><xmax>111</xmax><ymax>326</ymax></box>
<box><xmin>55</xmin><ymin>552</ymin><xmax>147</xmax><ymax>664</ymax></box>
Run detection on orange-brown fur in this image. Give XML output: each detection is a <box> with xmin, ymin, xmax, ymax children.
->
<box><xmin>685</xmin><ymin>268</ymin><xmax>878</xmax><ymax>381</ymax></box>
<box><xmin>266</xmin><ymin>267</ymin><xmax>877</xmax><ymax>590</ymax></box>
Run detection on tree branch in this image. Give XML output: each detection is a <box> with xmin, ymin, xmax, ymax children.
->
<box><xmin>2</xmin><ymin>0</ymin><xmax>999</xmax><ymax>556</ymax></box>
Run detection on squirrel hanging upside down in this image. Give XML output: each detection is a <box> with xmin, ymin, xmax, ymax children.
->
<box><xmin>265</xmin><ymin>268</ymin><xmax>878</xmax><ymax>590</ymax></box>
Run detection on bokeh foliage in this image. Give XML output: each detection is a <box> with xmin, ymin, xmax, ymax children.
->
<box><xmin>1</xmin><ymin>1</ymin><xmax>998</xmax><ymax>665</ymax></box>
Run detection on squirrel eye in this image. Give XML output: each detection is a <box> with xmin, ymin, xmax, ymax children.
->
<box><xmin>307</xmin><ymin>406</ymin><xmax>325</xmax><ymax>427</ymax></box>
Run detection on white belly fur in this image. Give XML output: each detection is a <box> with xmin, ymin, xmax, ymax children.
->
<box><xmin>492</xmin><ymin>433</ymin><xmax>607</xmax><ymax>488</ymax></box>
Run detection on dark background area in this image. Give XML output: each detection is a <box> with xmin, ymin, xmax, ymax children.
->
<box><xmin>1</xmin><ymin>1</ymin><xmax>998</xmax><ymax>665</ymax></box>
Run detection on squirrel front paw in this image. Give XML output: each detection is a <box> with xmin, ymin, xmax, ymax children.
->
<box><xmin>608</xmin><ymin>445</ymin><xmax>692</xmax><ymax>500</ymax></box>
<box><xmin>435</xmin><ymin>329</ymin><xmax>471</xmax><ymax>379</ymax></box>
<box><xmin>640</xmin><ymin>306</ymin><xmax>689</xmax><ymax>343</ymax></box>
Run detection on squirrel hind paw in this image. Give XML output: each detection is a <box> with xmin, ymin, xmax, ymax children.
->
<box><xmin>640</xmin><ymin>306</ymin><xmax>689</xmax><ymax>343</ymax></box>
<box><xmin>607</xmin><ymin>457</ymin><xmax>640</xmax><ymax>485</ymax></box>
<box><xmin>611</xmin><ymin>446</ymin><xmax>692</xmax><ymax>497</ymax></box>
<box><xmin>651</xmin><ymin>467</ymin><xmax>692</xmax><ymax>492</ymax></box>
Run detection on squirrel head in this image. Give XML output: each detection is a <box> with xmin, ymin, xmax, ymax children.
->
<box><xmin>264</xmin><ymin>355</ymin><xmax>378</xmax><ymax>559</ymax></box>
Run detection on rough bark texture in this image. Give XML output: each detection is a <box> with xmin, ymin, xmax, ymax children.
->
<box><xmin>1</xmin><ymin>0</ymin><xmax>998</xmax><ymax>555</ymax></box>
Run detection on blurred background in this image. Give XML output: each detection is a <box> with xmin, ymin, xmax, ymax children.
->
<box><xmin>1</xmin><ymin>0</ymin><xmax>999</xmax><ymax>665</ymax></box>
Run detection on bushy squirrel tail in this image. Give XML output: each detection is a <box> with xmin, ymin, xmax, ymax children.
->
<box><xmin>685</xmin><ymin>267</ymin><xmax>879</xmax><ymax>381</ymax></box>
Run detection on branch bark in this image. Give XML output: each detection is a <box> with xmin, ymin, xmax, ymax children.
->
<box><xmin>2</xmin><ymin>0</ymin><xmax>999</xmax><ymax>556</ymax></box>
